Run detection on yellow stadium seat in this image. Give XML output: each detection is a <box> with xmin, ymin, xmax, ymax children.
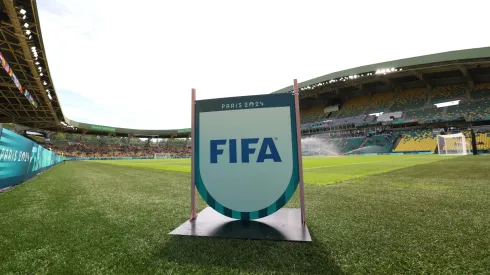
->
<box><xmin>393</xmin><ymin>129</ymin><xmax>437</xmax><ymax>152</ymax></box>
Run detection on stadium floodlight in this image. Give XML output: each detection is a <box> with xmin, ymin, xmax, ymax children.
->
<box><xmin>31</xmin><ymin>46</ymin><xmax>36</xmax><ymax>50</ymax></box>
<box><xmin>22</xmin><ymin>15</ymin><xmax>26</xmax><ymax>20</ymax></box>
<box><xmin>25</xmin><ymin>30</ymin><xmax>31</xmax><ymax>35</ymax></box>
<box><xmin>437</xmin><ymin>133</ymin><xmax>469</xmax><ymax>156</ymax></box>
<box><xmin>375</xmin><ymin>68</ymin><xmax>398</xmax><ymax>75</ymax></box>
<box><xmin>435</xmin><ymin>100</ymin><xmax>460</xmax><ymax>108</ymax></box>
<box><xmin>35</xmin><ymin>61</ymin><xmax>39</xmax><ymax>65</ymax></box>
<box><xmin>24</xmin><ymin>23</ymin><xmax>29</xmax><ymax>28</ymax></box>
<box><xmin>47</xmin><ymin>94</ymin><xmax>52</xmax><ymax>100</ymax></box>
<box><xmin>43</xmin><ymin>81</ymin><xmax>47</xmax><ymax>85</ymax></box>
<box><xmin>28</xmin><ymin>35</ymin><xmax>32</xmax><ymax>39</ymax></box>
<box><xmin>20</xmin><ymin>9</ymin><xmax>26</xmax><ymax>15</ymax></box>
<box><xmin>40</xmin><ymin>73</ymin><xmax>43</xmax><ymax>76</ymax></box>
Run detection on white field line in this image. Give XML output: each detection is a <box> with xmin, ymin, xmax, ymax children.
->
<box><xmin>304</xmin><ymin>157</ymin><xmax>430</xmax><ymax>170</ymax></box>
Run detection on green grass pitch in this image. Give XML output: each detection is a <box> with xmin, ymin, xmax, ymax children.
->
<box><xmin>1</xmin><ymin>155</ymin><xmax>490</xmax><ymax>274</ymax></box>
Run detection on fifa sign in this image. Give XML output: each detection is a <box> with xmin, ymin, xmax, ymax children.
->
<box><xmin>210</xmin><ymin>138</ymin><xmax>282</xmax><ymax>163</ymax></box>
<box><xmin>194</xmin><ymin>93</ymin><xmax>300</xmax><ymax>220</ymax></box>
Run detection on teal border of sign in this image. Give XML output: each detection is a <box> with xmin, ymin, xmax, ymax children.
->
<box><xmin>194</xmin><ymin>93</ymin><xmax>299</xmax><ymax>220</ymax></box>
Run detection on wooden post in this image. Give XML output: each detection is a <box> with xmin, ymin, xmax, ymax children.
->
<box><xmin>190</xmin><ymin>88</ymin><xmax>197</xmax><ymax>220</ymax></box>
<box><xmin>293</xmin><ymin>79</ymin><xmax>306</xmax><ymax>225</ymax></box>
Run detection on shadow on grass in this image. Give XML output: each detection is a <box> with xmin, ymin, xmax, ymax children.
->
<box><xmin>157</xmin><ymin>230</ymin><xmax>342</xmax><ymax>274</ymax></box>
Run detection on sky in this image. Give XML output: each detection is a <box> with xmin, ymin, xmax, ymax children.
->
<box><xmin>38</xmin><ymin>0</ymin><xmax>489</xmax><ymax>130</ymax></box>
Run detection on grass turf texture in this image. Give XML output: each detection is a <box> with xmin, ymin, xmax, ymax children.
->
<box><xmin>0</xmin><ymin>155</ymin><xmax>489</xmax><ymax>274</ymax></box>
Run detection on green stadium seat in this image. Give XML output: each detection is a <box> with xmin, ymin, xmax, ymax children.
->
<box><xmin>329</xmin><ymin>137</ymin><xmax>365</xmax><ymax>153</ymax></box>
<box><xmin>336</xmin><ymin>96</ymin><xmax>369</xmax><ymax>118</ymax></box>
<box><xmin>431</xmin><ymin>85</ymin><xmax>466</xmax><ymax>103</ymax></box>
<box><xmin>358</xmin><ymin>135</ymin><xmax>395</xmax><ymax>153</ymax></box>
<box><xmin>367</xmin><ymin>92</ymin><xmax>393</xmax><ymax>113</ymax></box>
<box><xmin>470</xmin><ymin>83</ymin><xmax>490</xmax><ymax>100</ymax></box>
<box><xmin>391</xmin><ymin>88</ymin><xmax>426</xmax><ymax>112</ymax></box>
<box><xmin>301</xmin><ymin>104</ymin><xmax>326</xmax><ymax>124</ymax></box>
<box><xmin>403</xmin><ymin>108</ymin><xmax>443</xmax><ymax>122</ymax></box>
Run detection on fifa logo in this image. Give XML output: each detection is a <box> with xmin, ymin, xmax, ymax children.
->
<box><xmin>210</xmin><ymin>138</ymin><xmax>282</xmax><ymax>163</ymax></box>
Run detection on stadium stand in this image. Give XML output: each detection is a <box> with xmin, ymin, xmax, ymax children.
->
<box><xmin>358</xmin><ymin>135</ymin><xmax>395</xmax><ymax>153</ymax></box>
<box><xmin>403</xmin><ymin>107</ymin><xmax>443</xmax><ymax>122</ymax></box>
<box><xmin>301</xmin><ymin>104</ymin><xmax>326</xmax><ymax>123</ymax></box>
<box><xmin>393</xmin><ymin>129</ymin><xmax>437</xmax><ymax>152</ymax></box>
<box><xmin>335</xmin><ymin>137</ymin><xmax>365</xmax><ymax>153</ymax></box>
<box><xmin>40</xmin><ymin>132</ymin><xmax>192</xmax><ymax>158</ymax></box>
<box><xmin>391</xmin><ymin>88</ymin><xmax>427</xmax><ymax>111</ymax></box>
<box><xmin>431</xmin><ymin>85</ymin><xmax>466</xmax><ymax>102</ymax></box>
<box><xmin>367</xmin><ymin>92</ymin><xmax>393</xmax><ymax>113</ymax></box>
<box><xmin>470</xmin><ymin>83</ymin><xmax>490</xmax><ymax>100</ymax></box>
<box><xmin>336</xmin><ymin>95</ymin><xmax>369</xmax><ymax>118</ymax></box>
<box><xmin>445</xmin><ymin>100</ymin><xmax>490</xmax><ymax>121</ymax></box>
<box><xmin>475</xmin><ymin>132</ymin><xmax>490</xmax><ymax>150</ymax></box>
<box><xmin>51</xmin><ymin>143</ymin><xmax>190</xmax><ymax>158</ymax></box>
<box><xmin>445</xmin><ymin>102</ymin><xmax>473</xmax><ymax>121</ymax></box>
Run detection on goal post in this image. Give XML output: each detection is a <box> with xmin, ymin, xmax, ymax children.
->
<box><xmin>154</xmin><ymin>153</ymin><xmax>171</xmax><ymax>159</ymax></box>
<box><xmin>437</xmin><ymin>133</ymin><xmax>469</xmax><ymax>156</ymax></box>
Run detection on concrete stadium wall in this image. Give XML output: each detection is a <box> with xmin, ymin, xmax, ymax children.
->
<box><xmin>0</xmin><ymin>127</ymin><xmax>63</xmax><ymax>189</ymax></box>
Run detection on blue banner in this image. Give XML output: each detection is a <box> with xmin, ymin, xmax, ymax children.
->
<box><xmin>0</xmin><ymin>128</ymin><xmax>62</xmax><ymax>189</ymax></box>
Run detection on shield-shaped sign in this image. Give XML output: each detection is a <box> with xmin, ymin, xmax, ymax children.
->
<box><xmin>194</xmin><ymin>93</ymin><xmax>300</xmax><ymax>220</ymax></box>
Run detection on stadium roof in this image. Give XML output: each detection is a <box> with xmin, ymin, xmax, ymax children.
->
<box><xmin>64</xmin><ymin>118</ymin><xmax>191</xmax><ymax>137</ymax></box>
<box><xmin>273</xmin><ymin>46</ymin><xmax>490</xmax><ymax>98</ymax></box>
<box><xmin>0</xmin><ymin>0</ymin><xmax>191</xmax><ymax>138</ymax></box>
<box><xmin>0</xmin><ymin>0</ymin><xmax>63</xmax><ymax>130</ymax></box>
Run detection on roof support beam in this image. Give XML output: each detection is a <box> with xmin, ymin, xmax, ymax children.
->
<box><xmin>0</xmin><ymin>81</ymin><xmax>36</xmax><ymax>90</ymax></box>
<box><xmin>345</xmin><ymin>80</ymin><xmax>362</xmax><ymax>91</ymax></box>
<box><xmin>459</xmin><ymin>66</ymin><xmax>474</xmax><ymax>89</ymax></box>
<box><xmin>412</xmin><ymin>70</ymin><xmax>432</xmax><ymax>89</ymax></box>
<box><xmin>375</xmin><ymin>76</ymin><xmax>399</xmax><ymax>90</ymax></box>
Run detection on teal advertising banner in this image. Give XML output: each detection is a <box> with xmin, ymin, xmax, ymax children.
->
<box><xmin>194</xmin><ymin>93</ymin><xmax>300</xmax><ymax>220</ymax></box>
<box><xmin>0</xmin><ymin>128</ymin><xmax>63</xmax><ymax>189</ymax></box>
